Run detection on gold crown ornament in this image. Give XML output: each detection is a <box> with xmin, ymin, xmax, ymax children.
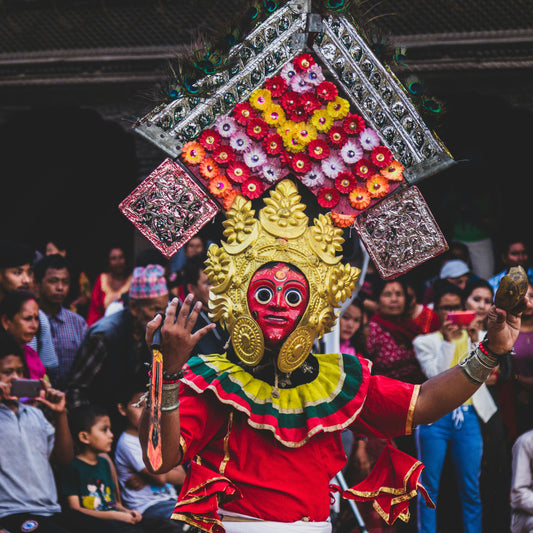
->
<box><xmin>204</xmin><ymin>179</ymin><xmax>360</xmax><ymax>373</ymax></box>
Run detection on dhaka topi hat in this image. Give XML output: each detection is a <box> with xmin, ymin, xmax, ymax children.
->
<box><xmin>440</xmin><ymin>259</ymin><xmax>470</xmax><ymax>280</ymax></box>
<box><xmin>129</xmin><ymin>264</ymin><xmax>168</xmax><ymax>299</ymax></box>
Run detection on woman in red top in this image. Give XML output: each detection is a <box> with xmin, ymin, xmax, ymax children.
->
<box><xmin>87</xmin><ymin>245</ymin><xmax>132</xmax><ymax>326</ymax></box>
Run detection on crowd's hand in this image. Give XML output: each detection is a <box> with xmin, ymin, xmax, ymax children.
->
<box><xmin>0</xmin><ymin>381</ymin><xmax>16</xmax><ymax>401</ymax></box>
<box><xmin>145</xmin><ymin>295</ymin><xmax>216</xmax><ymax>372</ymax></box>
<box><xmin>125</xmin><ymin>472</ymin><xmax>146</xmax><ymax>491</ymax></box>
<box><xmin>34</xmin><ymin>380</ymin><xmax>66</xmax><ymax>414</ymax></box>
<box><xmin>467</xmin><ymin>317</ymin><xmax>483</xmax><ymax>344</ymax></box>
<box><xmin>441</xmin><ymin>318</ymin><xmax>460</xmax><ymax>343</ymax></box>
<box><xmin>126</xmin><ymin>509</ymin><xmax>142</xmax><ymax>523</ymax></box>
<box><xmin>486</xmin><ymin>300</ymin><xmax>526</xmax><ymax>355</ymax></box>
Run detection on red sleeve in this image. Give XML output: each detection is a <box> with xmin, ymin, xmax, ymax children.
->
<box><xmin>87</xmin><ymin>274</ymin><xmax>104</xmax><ymax>326</ymax></box>
<box><xmin>350</xmin><ymin>374</ymin><xmax>419</xmax><ymax>439</ymax></box>
<box><xmin>178</xmin><ymin>385</ymin><xmax>229</xmax><ymax>462</ymax></box>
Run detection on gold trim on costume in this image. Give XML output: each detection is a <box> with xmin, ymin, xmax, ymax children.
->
<box><xmin>405</xmin><ymin>384</ymin><xmax>420</xmax><ymax>435</ymax></box>
<box><xmin>219</xmin><ymin>412</ymin><xmax>234</xmax><ymax>475</ymax></box>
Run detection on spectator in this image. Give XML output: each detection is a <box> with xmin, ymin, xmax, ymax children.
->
<box><xmin>33</xmin><ymin>254</ymin><xmax>88</xmax><ymax>391</ymax></box>
<box><xmin>511</xmin><ymin>280</ymin><xmax>533</xmax><ymax>438</ymax></box>
<box><xmin>61</xmin><ymin>404</ymin><xmax>175</xmax><ymax>532</ymax></box>
<box><xmin>510</xmin><ymin>428</ymin><xmax>533</xmax><ymax>533</ymax></box>
<box><xmin>67</xmin><ymin>264</ymin><xmax>169</xmax><ymax>438</ymax></box>
<box><xmin>366</xmin><ymin>278</ymin><xmax>426</xmax><ymax>385</ymax></box>
<box><xmin>413</xmin><ymin>281</ymin><xmax>497</xmax><ymax>533</ymax></box>
<box><xmin>43</xmin><ymin>237</ymin><xmax>92</xmax><ymax>319</ymax></box>
<box><xmin>463</xmin><ymin>278</ymin><xmax>512</xmax><ymax>533</ymax></box>
<box><xmin>489</xmin><ymin>236</ymin><xmax>533</xmax><ymax>295</ymax></box>
<box><xmin>87</xmin><ymin>245</ymin><xmax>133</xmax><ymax>326</ymax></box>
<box><xmin>169</xmin><ymin>235</ymin><xmax>207</xmax><ymax>275</ymax></box>
<box><xmin>339</xmin><ymin>297</ymin><xmax>367</xmax><ymax>357</ymax></box>
<box><xmin>180</xmin><ymin>252</ymin><xmax>228</xmax><ymax>356</ymax></box>
<box><xmin>115</xmin><ymin>381</ymin><xmax>185</xmax><ymax>528</ymax></box>
<box><xmin>0</xmin><ymin>240</ymin><xmax>59</xmax><ymax>381</ymax></box>
<box><xmin>405</xmin><ymin>278</ymin><xmax>439</xmax><ymax>334</ymax></box>
<box><xmin>0</xmin><ymin>290</ymin><xmax>47</xmax><ymax>381</ymax></box>
<box><xmin>0</xmin><ymin>333</ymin><xmax>105</xmax><ymax>533</ymax></box>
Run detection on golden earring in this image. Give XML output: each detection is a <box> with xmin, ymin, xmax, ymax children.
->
<box><xmin>277</xmin><ymin>325</ymin><xmax>316</xmax><ymax>374</ymax></box>
<box><xmin>231</xmin><ymin>316</ymin><xmax>265</xmax><ymax>367</ymax></box>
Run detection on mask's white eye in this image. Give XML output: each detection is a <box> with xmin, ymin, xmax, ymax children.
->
<box><xmin>285</xmin><ymin>288</ymin><xmax>303</xmax><ymax>307</ymax></box>
<box><xmin>255</xmin><ymin>287</ymin><xmax>273</xmax><ymax>304</ymax></box>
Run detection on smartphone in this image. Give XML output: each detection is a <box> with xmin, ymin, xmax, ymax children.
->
<box><xmin>10</xmin><ymin>379</ymin><xmax>42</xmax><ymax>398</ymax></box>
<box><xmin>446</xmin><ymin>310</ymin><xmax>476</xmax><ymax>327</ymax></box>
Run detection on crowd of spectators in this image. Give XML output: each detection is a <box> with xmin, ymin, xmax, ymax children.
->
<box><xmin>1</xmin><ymin>231</ymin><xmax>533</xmax><ymax>533</ymax></box>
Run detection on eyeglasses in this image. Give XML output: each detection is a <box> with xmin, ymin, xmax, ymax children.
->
<box><xmin>436</xmin><ymin>305</ymin><xmax>462</xmax><ymax>312</ymax></box>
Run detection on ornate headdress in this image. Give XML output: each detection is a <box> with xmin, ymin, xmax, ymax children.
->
<box><xmin>205</xmin><ymin>178</ymin><xmax>360</xmax><ymax>372</ymax></box>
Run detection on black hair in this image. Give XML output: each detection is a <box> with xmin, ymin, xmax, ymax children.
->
<box><xmin>135</xmin><ymin>248</ymin><xmax>169</xmax><ymax>269</ymax></box>
<box><xmin>182</xmin><ymin>252</ymin><xmax>208</xmax><ymax>288</ymax></box>
<box><xmin>68</xmin><ymin>404</ymin><xmax>110</xmax><ymax>445</ymax></box>
<box><xmin>463</xmin><ymin>278</ymin><xmax>494</xmax><ymax>300</ymax></box>
<box><xmin>0</xmin><ymin>290</ymin><xmax>38</xmax><ymax>320</ymax></box>
<box><xmin>342</xmin><ymin>297</ymin><xmax>368</xmax><ymax>357</ymax></box>
<box><xmin>0</xmin><ymin>330</ymin><xmax>24</xmax><ymax>361</ymax></box>
<box><xmin>0</xmin><ymin>241</ymin><xmax>34</xmax><ymax>270</ymax></box>
<box><xmin>33</xmin><ymin>254</ymin><xmax>72</xmax><ymax>283</ymax></box>
<box><xmin>45</xmin><ymin>237</ymin><xmax>67</xmax><ymax>253</ymax></box>
<box><xmin>116</xmin><ymin>371</ymin><xmax>148</xmax><ymax>406</ymax></box>
<box><xmin>432</xmin><ymin>279</ymin><xmax>464</xmax><ymax>308</ymax></box>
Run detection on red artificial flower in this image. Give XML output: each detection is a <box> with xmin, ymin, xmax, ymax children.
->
<box><xmin>317</xmin><ymin>187</ymin><xmax>340</xmax><ymax>208</ymax></box>
<box><xmin>291</xmin><ymin>153</ymin><xmax>312</xmax><ymax>174</ymax></box>
<box><xmin>380</xmin><ymin>160</ymin><xmax>404</xmax><ymax>182</ymax></box>
<box><xmin>212</xmin><ymin>144</ymin><xmax>235</xmax><ymax>166</ymax></box>
<box><xmin>246</xmin><ymin>117</ymin><xmax>269</xmax><ymax>140</ymax></box>
<box><xmin>241</xmin><ymin>177</ymin><xmax>264</xmax><ymax>200</ymax></box>
<box><xmin>294</xmin><ymin>53</ymin><xmax>315</xmax><ymax>72</ymax></box>
<box><xmin>199</xmin><ymin>158</ymin><xmax>221</xmax><ymax>180</ymax></box>
<box><xmin>287</xmin><ymin>106</ymin><xmax>311</xmax><ymax>123</ymax></box>
<box><xmin>367</xmin><ymin>174</ymin><xmax>390</xmax><ymax>198</ymax></box>
<box><xmin>233</xmin><ymin>102</ymin><xmax>258</xmax><ymax>125</ymax></box>
<box><xmin>264</xmin><ymin>75</ymin><xmax>288</xmax><ymax>98</ymax></box>
<box><xmin>308</xmin><ymin>139</ymin><xmax>330</xmax><ymax>160</ymax></box>
<box><xmin>353</xmin><ymin>158</ymin><xmax>376</xmax><ymax>180</ymax></box>
<box><xmin>330</xmin><ymin>212</ymin><xmax>357</xmax><ymax>228</ymax></box>
<box><xmin>349</xmin><ymin>187</ymin><xmax>371</xmax><ymax>210</ymax></box>
<box><xmin>328</xmin><ymin>126</ymin><xmax>348</xmax><ymax>148</ymax></box>
<box><xmin>279</xmin><ymin>150</ymin><xmax>293</xmax><ymax>166</ymax></box>
<box><xmin>371</xmin><ymin>146</ymin><xmax>393</xmax><ymax>169</ymax></box>
<box><xmin>301</xmin><ymin>94</ymin><xmax>322</xmax><ymax>114</ymax></box>
<box><xmin>334</xmin><ymin>172</ymin><xmax>356</xmax><ymax>194</ymax></box>
<box><xmin>280</xmin><ymin>91</ymin><xmax>302</xmax><ymax>112</ymax></box>
<box><xmin>316</xmin><ymin>81</ymin><xmax>338</xmax><ymax>101</ymax></box>
<box><xmin>198</xmin><ymin>128</ymin><xmax>222</xmax><ymax>151</ymax></box>
<box><xmin>343</xmin><ymin>114</ymin><xmax>365</xmax><ymax>136</ymax></box>
<box><xmin>208</xmin><ymin>175</ymin><xmax>232</xmax><ymax>198</ymax></box>
<box><xmin>263</xmin><ymin>133</ymin><xmax>284</xmax><ymax>155</ymax></box>
<box><xmin>227</xmin><ymin>161</ymin><xmax>251</xmax><ymax>183</ymax></box>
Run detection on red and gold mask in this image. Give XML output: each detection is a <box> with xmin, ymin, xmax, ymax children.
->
<box><xmin>247</xmin><ymin>263</ymin><xmax>309</xmax><ymax>348</ymax></box>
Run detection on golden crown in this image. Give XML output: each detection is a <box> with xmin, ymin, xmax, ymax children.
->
<box><xmin>204</xmin><ymin>179</ymin><xmax>360</xmax><ymax>373</ymax></box>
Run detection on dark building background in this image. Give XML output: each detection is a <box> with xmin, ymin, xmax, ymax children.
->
<box><xmin>0</xmin><ymin>0</ymin><xmax>532</xmax><ymax>282</ymax></box>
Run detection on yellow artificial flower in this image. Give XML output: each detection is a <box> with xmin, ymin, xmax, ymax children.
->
<box><xmin>249</xmin><ymin>88</ymin><xmax>272</xmax><ymax>111</ymax></box>
<box><xmin>326</xmin><ymin>97</ymin><xmax>350</xmax><ymax>120</ymax></box>
<box><xmin>295</xmin><ymin>122</ymin><xmax>317</xmax><ymax>145</ymax></box>
<box><xmin>263</xmin><ymin>104</ymin><xmax>286</xmax><ymax>127</ymax></box>
<box><xmin>311</xmin><ymin>109</ymin><xmax>334</xmax><ymax>133</ymax></box>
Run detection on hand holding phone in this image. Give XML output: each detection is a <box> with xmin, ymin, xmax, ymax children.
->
<box><xmin>10</xmin><ymin>379</ymin><xmax>42</xmax><ymax>398</ymax></box>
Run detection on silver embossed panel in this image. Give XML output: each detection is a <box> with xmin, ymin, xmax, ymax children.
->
<box><xmin>119</xmin><ymin>158</ymin><xmax>219</xmax><ymax>258</ymax></box>
<box><xmin>353</xmin><ymin>186</ymin><xmax>448</xmax><ymax>279</ymax></box>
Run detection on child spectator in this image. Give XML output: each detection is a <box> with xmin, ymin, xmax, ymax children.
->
<box><xmin>62</xmin><ymin>404</ymin><xmax>178</xmax><ymax>532</ymax></box>
<box><xmin>114</xmin><ymin>382</ymin><xmax>186</xmax><ymax>528</ymax></box>
<box><xmin>0</xmin><ymin>333</ymin><xmax>106</xmax><ymax>533</ymax></box>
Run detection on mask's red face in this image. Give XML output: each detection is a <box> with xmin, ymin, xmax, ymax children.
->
<box><xmin>247</xmin><ymin>263</ymin><xmax>309</xmax><ymax>348</ymax></box>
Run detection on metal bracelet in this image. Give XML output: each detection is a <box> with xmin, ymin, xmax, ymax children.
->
<box><xmin>161</xmin><ymin>382</ymin><xmax>180</xmax><ymax>412</ymax></box>
<box><xmin>459</xmin><ymin>345</ymin><xmax>499</xmax><ymax>385</ymax></box>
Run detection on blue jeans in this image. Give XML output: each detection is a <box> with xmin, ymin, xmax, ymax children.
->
<box><xmin>415</xmin><ymin>405</ymin><xmax>483</xmax><ymax>533</ymax></box>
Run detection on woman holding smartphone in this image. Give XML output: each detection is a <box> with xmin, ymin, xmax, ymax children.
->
<box><xmin>0</xmin><ymin>290</ymin><xmax>47</xmax><ymax>382</ymax></box>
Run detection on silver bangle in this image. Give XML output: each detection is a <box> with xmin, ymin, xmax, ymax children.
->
<box><xmin>161</xmin><ymin>382</ymin><xmax>180</xmax><ymax>412</ymax></box>
<box><xmin>459</xmin><ymin>345</ymin><xmax>499</xmax><ymax>385</ymax></box>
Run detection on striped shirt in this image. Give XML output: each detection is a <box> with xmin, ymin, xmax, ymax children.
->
<box><xmin>46</xmin><ymin>307</ymin><xmax>88</xmax><ymax>390</ymax></box>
